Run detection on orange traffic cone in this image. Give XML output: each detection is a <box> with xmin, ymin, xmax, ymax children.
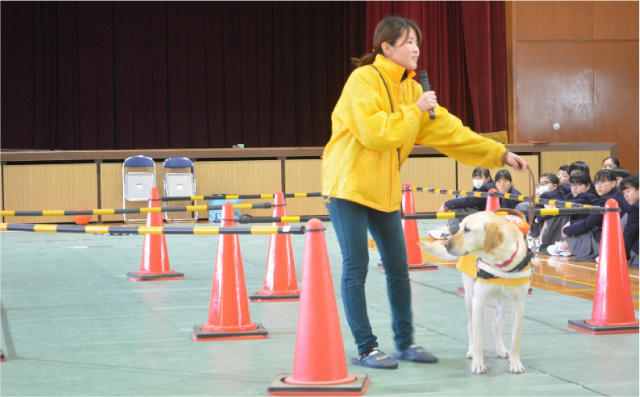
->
<box><xmin>403</xmin><ymin>184</ymin><xmax>438</xmax><ymax>271</ymax></box>
<box><xmin>568</xmin><ymin>199</ymin><xmax>639</xmax><ymax>334</ymax></box>
<box><xmin>268</xmin><ymin>219</ymin><xmax>369</xmax><ymax>395</ymax></box>
<box><xmin>456</xmin><ymin>188</ymin><xmax>500</xmax><ymax>292</ymax></box>
<box><xmin>250</xmin><ymin>192</ymin><xmax>300</xmax><ymax>302</ymax></box>
<box><xmin>193</xmin><ymin>202</ymin><xmax>268</xmax><ymax>341</ymax></box>
<box><xmin>378</xmin><ymin>183</ymin><xmax>437</xmax><ymax>271</ymax></box>
<box><xmin>127</xmin><ymin>187</ymin><xmax>183</xmax><ymax>281</ymax></box>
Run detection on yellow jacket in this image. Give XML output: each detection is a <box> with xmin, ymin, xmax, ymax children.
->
<box><xmin>322</xmin><ymin>54</ymin><xmax>508</xmax><ymax>212</ymax></box>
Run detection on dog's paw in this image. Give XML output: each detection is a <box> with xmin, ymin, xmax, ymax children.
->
<box><xmin>471</xmin><ymin>360</ymin><xmax>488</xmax><ymax>374</ymax></box>
<box><xmin>509</xmin><ymin>360</ymin><xmax>525</xmax><ymax>374</ymax></box>
<box><xmin>496</xmin><ymin>348</ymin><xmax>509</xmax><ymax>359</ymax></box>
<box><xmin>465</xmin><ymin>350</ymin><xmax>473</xmax><ymax>359</ymax></box>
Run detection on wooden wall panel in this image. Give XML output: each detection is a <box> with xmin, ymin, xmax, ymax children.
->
<box><xmin>593</xmin><ymin>1</ymin><xmax>639</xmax><ymax>40</ymax></box>
<box><xmin>540</xmin><ymin>150</ymin><xmax>611</xmax><ymax>178</ymax></box>
<box><xmin>457</xmin><ymin>155</ymin><xmax>539</xmax><ymax>199</ymax></box>
<box><xmin>508</xmin><ymin>1</ymin><xmax>638</xmax><ymax>173</ymax></box>
<box><xmin>594</xmin><ymin>42</ymin><xmax>639</xmax><ymax>174</ymax></box>
<box><xmin>515</xmin><ymin>42</ymin><xmax>594</xmax><ymax>143</ymax></box>
<box><xmin>4</xmin><ymin>164</ymin><xmax>98</xmax><ymax>224</ymax></box>
<box><xmin>284</xmin><ymin>159</ymin><xmax>326</xmax><ymax>217</ymax></box>
<box><xmin>515</xmin><ymin>1</ymin><xmax>593</xmax><ymax>40</ymax></box>
<box><xmin>400</xmin><ymin>157</ymin><xmax>456</xmax><ymax>212</ymax></box>
<box><xmin>195</xmin><ymin>160</ymin><xmax>281</xmax><ymax>218</ymax></box>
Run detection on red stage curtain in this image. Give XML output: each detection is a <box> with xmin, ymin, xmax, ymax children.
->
<box><xmin>365</xmin><ymin>1</ymin><xmax>507</xmax><ymax>133</ymax></box>
<box><xmin>1</xmin><ymin>1</ymin><xmax>365</xmax><ymax>150</ymax></box>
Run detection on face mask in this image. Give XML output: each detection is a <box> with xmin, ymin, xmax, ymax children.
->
<box><xmin>472</xmin><ymin>179</ymin><xmax>484</xmax><ymax>189</ymax></box>
<box><xmin>538</xmin><ymin>185</ymin><xmax>550</xmax><ymax>195</ymax></box>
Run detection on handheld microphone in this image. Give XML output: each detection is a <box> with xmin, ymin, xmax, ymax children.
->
<box><xmin>418</xmin><ymin>70</ymin><xmax>436</xmax><ymax>120</ymax></box>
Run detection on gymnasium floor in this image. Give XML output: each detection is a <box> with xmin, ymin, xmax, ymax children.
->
<box><xmin>1</xmin><ymin>219</ymin><xmax>638</xmax><ymax>396</ymax></box>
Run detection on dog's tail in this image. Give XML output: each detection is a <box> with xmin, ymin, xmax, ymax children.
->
<box><xmin>419</xmin><ymin>241</ymin><xmax>460</xmax><ymax>261</ymax></box>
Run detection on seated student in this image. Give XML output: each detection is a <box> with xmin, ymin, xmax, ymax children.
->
<box><xmin>566</xmin><ymin>171</ymin><xmax>599</xmax><ymax>221</ymax></box>
<box><xmin>557</xmin><ymin>165</ymin><xmax>571</xmax><ymax>195</ymax></box>
<box><xmin>569</xmin><ymin>160</ymin><xmax>591</xmax><ymax>177</ymax></box>
<box><xmin>429</xmin><ymin>168</ymin><xmax>494</xmax><ymax>238</ymax></box>
<box><xmin>611</xmin><ymin>167</ymin><xmax>630</xmax><ymax>187</ymax></box>
<box><xmin>494</xmin><ymin>169</ymin><xmax>522</xmax><ymax>209</ymax></box>
<box><xmin>620</xmin><ymin>174</ymin><xmax>639</xmax><ymax>268</ymax></box>
<box><xmin>529</xmin><ymin>173</ymin><xmax>566</xmax><ymax>251</ymax></box>
<box><xmin>601</xmin><ymin>156</ymin><xmax>620</xmax><ymax>170</ymax></box>
<box><xmin>549</xmin><ymin>169</ymin><xmax>631</xmax><ymax>259</ymax></box>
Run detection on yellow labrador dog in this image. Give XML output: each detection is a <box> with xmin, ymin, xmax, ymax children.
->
<box><xmin>421</xmin><ymin>211</ymin><xmax>533</xmax><ymax>374</ymax></box>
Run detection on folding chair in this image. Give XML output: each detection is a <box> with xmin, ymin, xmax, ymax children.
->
<box><xmin>162</xmin><ymin>157</ymin><xmax>198</xmax><ymax>223</ymax></box>
<box><xmin>122</xmin><ymin>155</ymin><xmax>156</xmax><ymax>223</ymax></box>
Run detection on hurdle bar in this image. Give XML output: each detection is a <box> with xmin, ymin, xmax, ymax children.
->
<box><xmin>235</xmin><ymin>207</ymin><xmax>610</xmax><ymax>224</ymax></box>
<box><xmin>0</xmin><ymin>223</ymin><xmax>306</xmax><ymax>235</ymax></box>
<box><xmin>160</xmin><ymin>192</ymin><xmax>323</xmax><ymax>201</ymax></box>
<box><xmin>0</xmin><ymin>203</ymin><xmax>272</xmax><ymax>217</ymax></box>
<box><xmin>237</xmin><ymin>215</ymin><xmax>331</xmax><ymax>224</ymax></box>
<box><xmin>414</xmin><ymin>187</ymin><xmax>593</xmax><ymax>209</ymax></box>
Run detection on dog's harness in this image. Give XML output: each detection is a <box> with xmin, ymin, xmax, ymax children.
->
<box><xmin>476</xmin><ymin>247</ymin><xmax>534</xmax><ymax>285</ymax></box>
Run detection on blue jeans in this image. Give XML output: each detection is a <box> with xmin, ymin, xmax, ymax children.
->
<box><xmin>325</xmin><ymin>197</ymin><xmax>413</xmax><ymax>355</ymax></box>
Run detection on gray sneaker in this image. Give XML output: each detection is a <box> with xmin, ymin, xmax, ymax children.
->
<box><xmin>350</xmin><ymin>348</ymin><xmax>398</xmax><ymax>370</ymax></box>
<box><xmin>393</xmin><ymin>344</ymin><xmax>438</xmax><ymax>363</ymax></box>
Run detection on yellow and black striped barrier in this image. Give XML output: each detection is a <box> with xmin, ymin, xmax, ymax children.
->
<box><xmin>0</xmin><ymin>203</ymin><xmax>272</xmax><ymax>218</ymax></box>
<box><xmin>402</xmin><ymin>207</ymin><xmax>609</xmax><ymax>220</ymax></box>
<box><xmin>0</xmin><ymin>223</ymin><xmax>306</xmax><ymax>235</ymax></box>
<box><xmin>236</xmin><ymin>207</ymin><xmax>609</xmax><ymax>224</ymax></box>
<box><xmin>414</xmin><ymin>187</ymin><xmax>594</xmax><ymax>209</ymax></box>
<box><xmin>237</xmin><ymin>215</ymin><xmax>332</xmax><ymax>224</ymax></box>
<box><xmin>160</xmin><ymin>192</ymin><xmax>323</xmax><ymax>202</ymax></box>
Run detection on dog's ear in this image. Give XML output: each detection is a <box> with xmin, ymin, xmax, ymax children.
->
<box><xmin>483</xmin><ymin>222</ymin><xmax>504</xmax><ymax>253</ymax></box>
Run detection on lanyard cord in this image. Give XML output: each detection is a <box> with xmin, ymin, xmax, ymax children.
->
<box><xmin>371</xmin><ymin>65</ymin><xmax>401</xmax><ymax>171</ymax></box>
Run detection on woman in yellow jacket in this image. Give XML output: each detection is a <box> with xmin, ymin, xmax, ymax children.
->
<box><xmin>322</xmin><ymin>16</ymin><xmax>527</xmax><ymax>370</ymax></box>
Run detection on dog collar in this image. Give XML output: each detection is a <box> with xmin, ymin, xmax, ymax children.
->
<box><xmin>495</xmin><ymin>241</ymin><xmax>519</xmax><ymax>268</ymax></box>
<box><xmin>477</xmin><ymin>248</ymin><xmax>535</xmax><ymax>280</ymax></box>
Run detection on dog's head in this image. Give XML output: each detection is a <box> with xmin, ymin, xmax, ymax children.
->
<box><xmin>421</xmin><ymin>211</ymin><xmax>524</xmax><ymax>270</ymax></box>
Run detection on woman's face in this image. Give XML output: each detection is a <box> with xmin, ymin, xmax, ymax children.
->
<box><xmin>538</xmin><ymin>176</ymin><xmax>557</xmax><ymax>192</ymax></box>
<box><xmin>495</xmin><ymin>177</ymin><xmax>511</xmax><ymax>193</ymax></box>
<box><xmin>594</xmin><ymin>179</ymin><xmax>616</xmax><ymax>196</ymax></box>
<box><xmin>472</xmin><ymin>174</ymin><xmax>490</xmax><ymax>183</ymax></box>
<box><xmin>622</xmin><ymin>186</ymin><xmax>639</xmax><ymax>205</ymax></box>
<box><xmin>557</xmin><ymin>170</ymin><xmax>570</xmax><ymax>185</ymax></box>
<box><xmin>570</xmin><ymin>182</ymin><xmax>589</xmax><ymax>196</ymax></box>
<box><xmin>602</xmin><ymin>159</ymin><xmax>616</xmax><ymax>169</ymax></box>
<box><xmin>383</xmin><ymin>28</ymin><xmax>420</xmax><ymax>71</ymax></box>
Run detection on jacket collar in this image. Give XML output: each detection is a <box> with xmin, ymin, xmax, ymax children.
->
<box><xmin>373</xmin><ymin>54</ymin><xmax>416</xmax><ymax>83</ymax></box>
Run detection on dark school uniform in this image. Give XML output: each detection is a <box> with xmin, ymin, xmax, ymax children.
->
<box><xmin>443</xmin><ymin>181</ymin><xmax>495</xmax><ymax>211</ymax></box>
<box><xmin>623</xmin><ymin>201</ymin><xmax>639</xmax><ymax>262</ymax></box>
<box><xmin>499</xmin><ymin>186</ymin><xmax>522</xmax><ymax>209</ymax></box>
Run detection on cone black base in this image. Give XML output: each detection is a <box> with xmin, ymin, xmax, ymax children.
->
<box><xmin>409</xmin><ymin>262</ymin><xmax>439</xmax><ymax>271</ymax></box>
<box><xmin>377</xmin><ymin>262</ymin><xmax>438</xmax><ymax>271</ymax></box>
<box><xmin>192</xmin><ymin>324</ymin><xmax>268</xmax><ymax>341</ymax></box>
<box><xmin>127</xmin><ymin>271</ymin><xmax>184</xmax><ymax>281</ymax></box>
<box><xmin>249</xmin><ymin>293</ymin><xmax>300</xmax><ymax>302</ymax></box>
<box><xmin>568</xmin><ymin>319</ymin><xmax>639</xmax><ymax>335</ymax></box>
<box><xmin>267</xmin><ymin>374</ymin><xmax>369</xmax><ymax>396</ymax></box>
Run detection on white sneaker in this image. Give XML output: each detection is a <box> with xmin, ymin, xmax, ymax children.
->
<box><xmin>546</xmin><ymin>241</ymin><xmax>573</xmax><ymax>257</ymax></box>
<box><xmin>429</xmin><ymin>225</ymin><xmax>451</xmax><ymax>240</ymax></box>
